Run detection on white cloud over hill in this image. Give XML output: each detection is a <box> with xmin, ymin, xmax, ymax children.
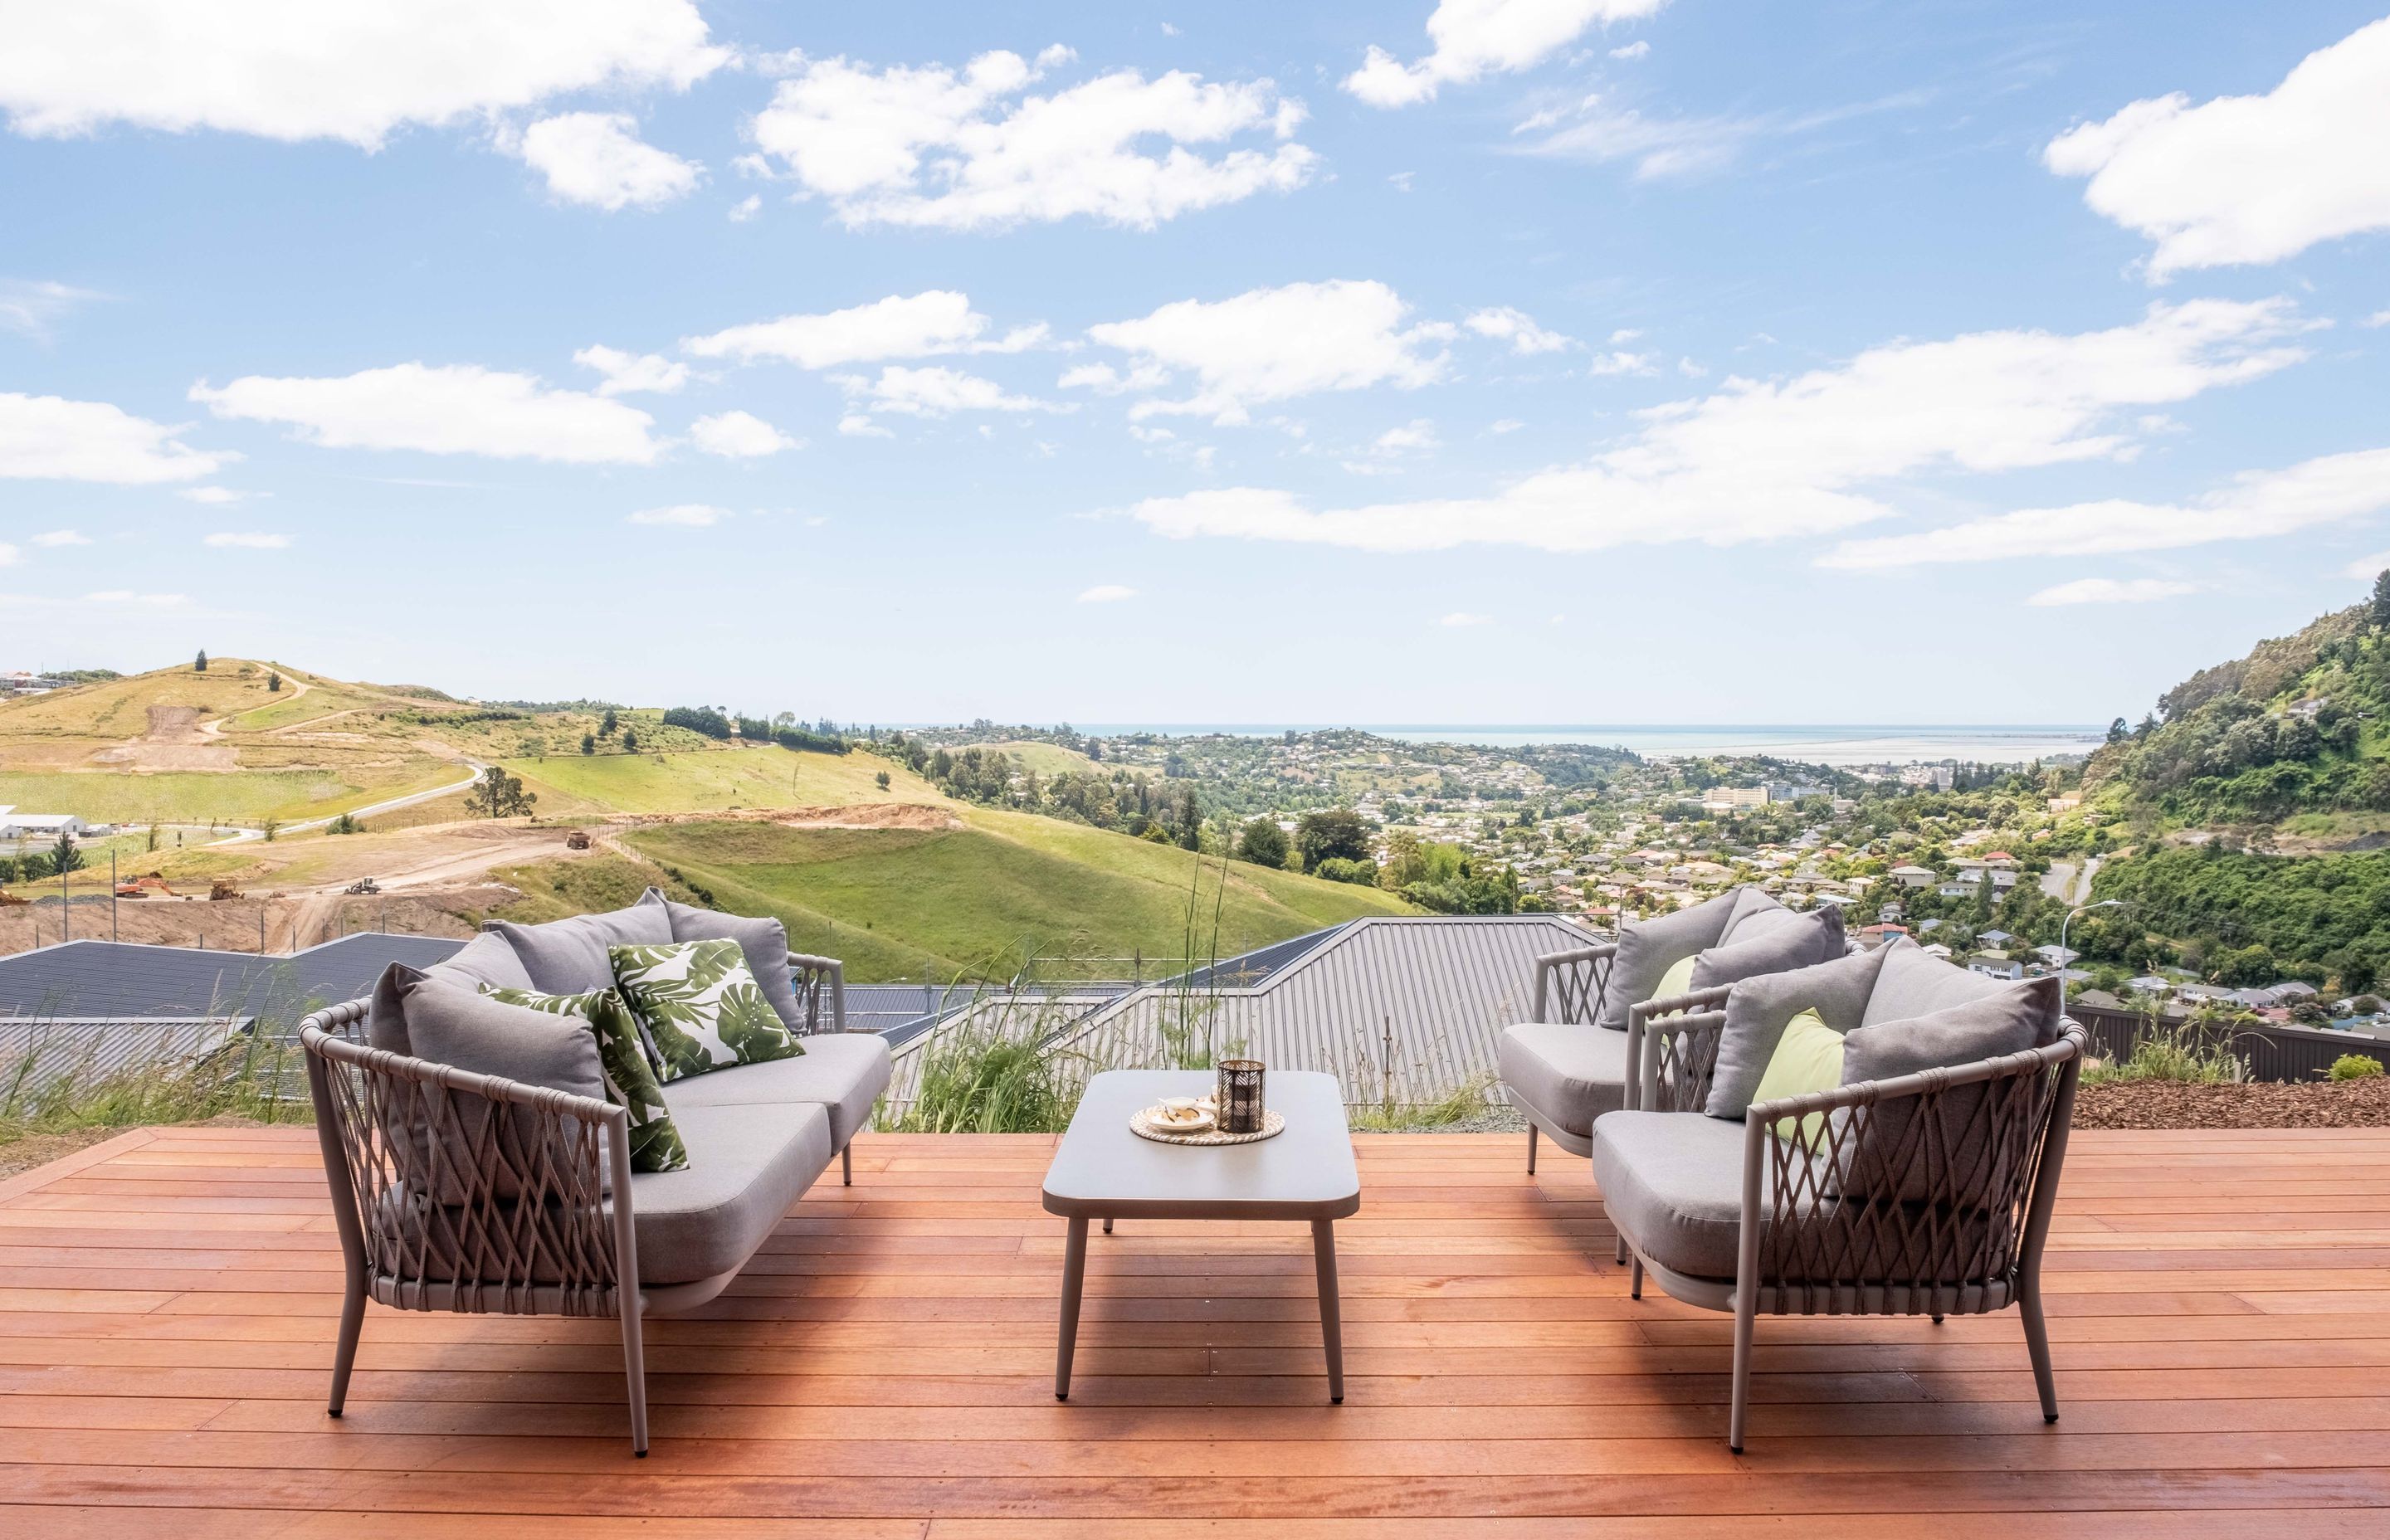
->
<box><xmin>2046</xmin><ymin>17</ymin><xmax>2390</xmax><ymax>277</ymax></box>
<box><xmin>746</xmin><ymin>46</ymin><xmax>1315</xmax><ymax>230</ymax></box>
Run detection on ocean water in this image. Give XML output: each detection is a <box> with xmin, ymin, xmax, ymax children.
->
<box><xmin>1071</xmin><ymin>724</ymin><xmax>2105</xmax><ymax>767</ymax></box>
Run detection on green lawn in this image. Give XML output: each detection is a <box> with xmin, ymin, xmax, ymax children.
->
<box><xmin>622</xmin><ymin>814</ymin><xmax>1412</xmax><ymax>982</ymax></box>
<box><xmin>0</xmin><ymin>765</ymin><xmax>457</xmax><ymax>827</ymax></box>
<box><xmin>505</xmin><ymin>746</ymin><xmax>931</xmax><ymax>815</ymax></box>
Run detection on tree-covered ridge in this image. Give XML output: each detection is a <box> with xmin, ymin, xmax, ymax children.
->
<box><xmin>2092</xmin><ymin>843</ymin><xmax>2390</xmax><ymax>994</ymax></box>
<box><xmin>2081</xmin><ymin>591</ymin><xmax>2390</xmax><ymax>825</ymax></box>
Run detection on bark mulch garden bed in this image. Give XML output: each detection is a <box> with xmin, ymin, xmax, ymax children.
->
<box><xmin>2074</xmin><ymin>1076</ymin><xmax>2390</xmax><ymax>1130</ymax></box>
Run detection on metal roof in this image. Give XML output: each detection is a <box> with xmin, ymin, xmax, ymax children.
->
<box><xmin>0</xmin><ymin>1016</ymin><xmax>253</xmax><ymax>1109</ymax></box>
<box><xmin>0</xmin><ymin>932</ymin><xmax>465</xmax><ymax>1025</ymax></box>
<box><xmin>885</xmin><ymin>914</ymin><xmax>1602</xmax><ymax>1112</ymax></box>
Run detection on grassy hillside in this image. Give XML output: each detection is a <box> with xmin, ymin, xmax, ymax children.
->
<box><xmin>614</xmin><ymin>808</ymin><xmax>1412</xmax><ymax>982</ymax></box>
<box><xmin>0</xmin><ymin>765</ymin><xmax>458</xmax><ymax>826</ymax></box>
<box><xmin>505</xmin><ymin>744</ymin><xmax>931</xmax><ymax>815</ymax></box>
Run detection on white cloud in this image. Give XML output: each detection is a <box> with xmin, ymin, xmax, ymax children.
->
<box><xmin>685</xmin><ymin>290</ymin><xmax>1044</xmax><ymax>368</ymax></box>
<box><xmin>1611</xmin><ymin>41</ymin><xmax>1651</xmax><ymax>61</ymax></box>
<box><xmin>2045</xmin><ymin>18</ymin><xmax>2390</xmax><ymax>278</ymax></box>
<box><xmin>1588</xmin><ymin>348</ymin><xmax>1656</xmax><ymax>375</ymax></box>
<box><xmin>2345</xmin><ymin>549</ymin><xmax>2390</xmax><ymax>580</ymax></box>
<box><xmin>1514</xmin><ymin>96</ymin><xmax>1763</xmax><ymax>179</ymax></box>
<box><xmin>690</xmin><ymin>409</ymin><xmax>799</xmax><ymax>457</ymax></box>
<box><xmin>1388</xmin><ymin>170</ymin><xmax>1416</xmax><ymax>192</ymax></box>
<box><xmin>515</xmin><ymin>113</ymin><xmax>700</xmax><ymax>211</ymax></box>
<box><xmin>203</xmin><ymin>531</ymin><xmax>289</xmax><ymax>549</ymax></box>
<box><xmin>1121</xmin><ymin>298</ymin><xmax>2312</xmax><ymax>554</ymax></box>
<box><xmin>1490</xmin><ymin>418</ymin><xmax>1525</xmax><ymax>434</ymax></box>
<box><xmin>836</xmin><ymin>414</ymin><xmax>895</xmax><ymax>439</ymax></box>
<box><xmin>574</xmin><ymin>344</ymin><xmax>688</xmax><ymax>396</ymax></box>
<box><xmin>747</xmin><ymin>48</ymin><xmax>1316</xmax><ymax>230</ymax></box>
<box><xmin>178</xmin><ymin>486</ymin><xmax>246</xmax><ymax>504</ymax></box>
<box><xmin>190</xmin><ymin>363</ymin><xmax>662</xmax><ymax>465</ymax></box>
<box><xmin>0</xmin><ymin>391</ymin><xmax>227</xmax><ymax>483</ymax></box>
<box><xmin>1076</xmin><ymin>583</ymin><xmax>1137</xmax><ymax>602</ymax></box>
<box><xmin>1345</xmin><ymin>0</ymin><xmax>1669</xmax><ymax>107</ymax></box>
<box><xmin>0</xmin><ymin>545</ymin><xmax>15</xmax><ymax>568</ymax></box>
<box><xmin>31</xmin><ymin>529</ymin><xmax>90</xmax><ymax>547</ymax></box>
<box><xmin>1085</xmin><ymin>280</ymin><xmax>1452</xmax><ymax>424</ymax></box>
<box><xmin>0</xmin><ymin>1</ymin><xmax>727</xmax><ymax>148</ymax></box>
<box><xmin>1439</xmin><ymin>611</ymin><xmax>1493</xmax><ymax>626</ymax></box>
<box><xmin>2026</xmin><ymin>578</ymin><xmax>2203</xmax><ymax>607</ymax></box>
<box><xmin>627</xmin><ymin>503</ymin><xmax>729</xmax><ymax>527</ymax></box>
<box><xmin>0</xmin><ymin>278</ymin><xmax>102</xmax><ymax>340</ymax></box>
<box><xmin>1466</xmin><ymin>306</ymin><xmax>1575</xmax><ymax>354</ymax></box>
<box><xmin>1374</xmin><ymin>420</ymin><xmax>1441</xmax><ymax>453</ymax></box>
<box><xmin>1822</xmin><ymin>447</ymin><xmax>2390</xmax><ymax>569</ymax></box>
<box><xmin>80</xmin><ymin>590</ymin><xmax>189</xmax><ymax>607</ymax></box>
<box><xmin>837</xmin><ymin>365</ymin><xmax>1068</xmax><ymax>418</ymax></box>
<box><xmin>729</xmin><ymin>194</ymin><xmax>762</xmax><ymax>222</ymax></box>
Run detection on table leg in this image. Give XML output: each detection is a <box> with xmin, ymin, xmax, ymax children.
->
<box><xmin>1312</xmin><ymin>1217</ymin><xmax>1344</xmax><ymax>1404</ymax></box>
<box><xmin>1102</xmin><ymin>1216</ymin><xmax>1113</xmax><ymax>1235</ymax></box>
<box><xmin>1056</xmin><ymin>1215</ymin><xmax>1090</xmax><ymax>1401</ymax></box>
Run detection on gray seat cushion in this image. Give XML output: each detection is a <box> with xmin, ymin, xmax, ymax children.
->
<box><xmin>1705</xmin><ymin>946</ymin><xmax>1893</xmax><ymax>1120</ymax></box>
<box><xmin>636</xmin><ymin>887</ymin><xmax>812</xmax><ymax>1036</ymax></box>
<box><xmin>485</xmin><ymin>904</ymin><xmax>674</xmax><ymax>995</ymax></box>
<box><xmin>1595</xmin><ymin>886</ymin><xmax>1779</xmax><ymax>1031</ymax></box>
<box><xmin>1592</xmin><ymin>1109</ymin><xmax>1783</xmax><ymax>1280</ymax></box>
<box><xmin>368</xmin><ymin>931</ymin><xmax>533</xmax><ymax>1055</ymax></box>
<box><xmin>627</xmin><ymin>1099</ymin><xmax>832</xmax><ymax>1285</ymax></box>
<box><xmin>1498</xmin><ymin>1020</ymin><xmax>1632</xmax><ymax>1138</ymax></box>
<box><xmin>660</xmin><ymin>1031</ymin><xmax>892</xmax><ymax>1148</ymax></box>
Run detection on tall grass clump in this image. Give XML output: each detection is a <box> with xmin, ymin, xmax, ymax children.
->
<box><xmin>886</xmin><ymin>1011</ymin><xmax>1078</xmax><ymax>1133</ymax></box>
<box><xmin>2085</xmin><ymin>1009</ymin><xmax>2249</xmax><ymax>1085</ymax></box>
<box><xmin>0</xmin><ymin>1022</ymin><xmax>305</xmax><ymax>1147</ymax></box>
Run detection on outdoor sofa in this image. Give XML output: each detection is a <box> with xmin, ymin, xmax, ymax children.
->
<box><xmin>1593</xmin><ymin>937</ymin><xmax>2085</xmax><ymax>1451</ymax></box>
<box><xmin>1500</xmin><ymin>885</ymin><xmax>1847</xmax><ymax>1172</ymax></box>
<box><xmin>299</xmin><ymin>889</ymin><xmax>890</xmax><ymax>1455</ymax></box>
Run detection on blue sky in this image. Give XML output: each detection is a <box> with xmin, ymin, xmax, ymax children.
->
<box><xmin>5</xmin><ymin>2</ymin><xmax>2389</xmax><ymax>726</ymax></box>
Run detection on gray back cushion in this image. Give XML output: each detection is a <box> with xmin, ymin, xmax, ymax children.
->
<box><xmin>1861</xmin><ymin>940</ymin><xmax>2062</xmax><ymax>1043</ymax></box>
<box><xmin>1703</xmin><ymin>945</ymin><xmax>1891</xmax><ymax>1120</ymax></box>
<box><xmin>1690</xmin><ymin>904</ymin><xmax>1846</xmax><ymax>994</ymax></box>
<box><xmin>367</xmin><ymin>931</ymin><xmax>533</xmax><ymax>1055</ymax></box>
<box><xmin>1719</xmin><ymin>885</ymin><xmax>1788</xmax><ymax>945</ymax></box>
<box><xmin>373</xmin><ymin>967</ymin><xmax>609</xmax><ymax>1203</ymax></box>
<box><xmin>1595</xmin><ymin>886</ymin><xmax>1778</xmax><ymax>1031</ymax></box>
<box><xmin>485</xmin><ymin>904</ymin><xmax>674</xmax><ymax>995</ymax></box>
<box><xmin>636</xmin><ymin>888</ymin><xmax>808</xmax><ymax>1035</ymax></box>
<box><xmin>1835</xmin><ymin>975</ymin><xmax>2064</xmax><ymax>1206</ymax></box>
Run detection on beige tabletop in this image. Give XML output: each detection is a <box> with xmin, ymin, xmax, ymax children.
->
<box><xmin>1042</xmin><ymin>1070</ymin><xmax>1361</xmax><ymax>1221</ymax></box>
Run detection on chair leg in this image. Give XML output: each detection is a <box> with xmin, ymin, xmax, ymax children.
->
<box><xmin>1614</xmin><ymin>1235</ymin><xmax>1627</xmax><ymax>1266</ymax></box>
<box><xmin>1628</xmin><ymin>1255</ymin><xmax>1643</xmax><ymax>1300</ymax></box>
<box><xmin>2020</xmin><ymin>1280</ymin><xmax>2059</xmax><ymax>1424</ymax></box>
<box><xmin>1525</xmin><ymin>1123</ymin><xmax>1539</xmax><ymax>1175</ymax></box>
<box><xmin>841</xmin><ymin>1142</ymin><xmax>853</xmax><ymax>1187</ymax></box>
<box><xmin>1728</xmin><ymin>1289</ymin><xmax>1758</xmax><ymax>1455</ymax></box>
<box><xmin>1102</xmin><ymin>1216</ymin><xmax>1114</xmax><ymax>1235</ymax></box>
<box><xmin>327</xmin><ymin>1277</ymin><xmax>366</xmax><ymax>1417</ymax></box>
<box><xmin>619</xmin><ymin>1292</ymin><xmax>650</xmax><ymax>1457</ymax></box>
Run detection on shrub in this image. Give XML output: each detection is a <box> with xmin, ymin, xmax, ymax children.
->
<box><xmin>1235</xmin><ymin>817</ymin><xmax>1288</xmax><ymax>868</ymax></box>
<box><xmin>1313</xmin><ymin>856</ymin><xmax>1379</xmax><ymax>885</ymax></box>
<box><xmin>661</xmin><ymin>706</ymin><xmax>734</xmax><ymax>739</ymax></box>
<box><xmin>2329</xmin><ymin>1054</ymin><xmax>2386</xmax><ymax>1081</ymax></box>
<box><xmin>2085</xmin><ymin>1016</ymin><xmax>2246</xmax><ymax>1084</ymax></box>
<box><xmin>325</xmin><ymin>813</ymin><xmax>362</xmax><ymax>835</ymax></box>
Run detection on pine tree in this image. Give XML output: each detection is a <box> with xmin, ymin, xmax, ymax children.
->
<box><xmin>195</xmin><ymin>649</ymin><xmax>207</xmax><ymax>673</ymax></box>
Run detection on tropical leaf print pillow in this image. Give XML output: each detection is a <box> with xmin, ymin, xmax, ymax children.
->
<box><xmin>479</xmin><ymin>984</ymin><xmax>690</xmax><ymax>1174</ymax></box>
<box><xmin>609</xmin><ymin>938</ymin><xmax>803</xmax><ymax>1081</ymax></box>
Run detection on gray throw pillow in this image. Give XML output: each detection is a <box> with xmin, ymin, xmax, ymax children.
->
<box><xmin>636</xmin><ymin>887</ymin><xmax>811</xmax><ymax>1036</ymax></box>
<box><xmin>1860</xmin><ymin>939</ymin><xmax>2063</xmax><ymax>1044</ymax></box>
<box><xmin>1594</xmin><ymin>886</ymin><xmax>1778</xmax><ymax>1031</ymax></box>
<box><xmin>485</xmin><ymin>904</ymin><xmax>673</xmax><ymax>995</ymax></box>
<box><xmin>368</xmin><ymin>931</ymin><xmax>539</xmax><ymax>1054</ymax></box>
<box><xmin>1690</xmin><ymin>904</ymin><xmax>1846</xmax><ymax>994</ymax></box>
<box><xmin>1703</xmin><ymin>946</ymin><xmax>1891</xmax><ymax>1120</ymax></box>
<box><xmin>1833</xmin><ymin>975</ymin><xmax>2064</xmax><ymax>1206</ymax></box>
<box><xmin>375</xmin><ymin>968</ymin><xmax>609</xmax><ymax>1203</ymax></box>
<box><xmin>1718</xmin><ymin>885</ymin><xmax>1788</xmax><ymax>946</ymax></box>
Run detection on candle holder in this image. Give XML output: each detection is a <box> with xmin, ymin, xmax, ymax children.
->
<box><xmin>1215</xmin><ymin>1059</ymin><xmax>1266</xmax><ymax>1135</ymax></box>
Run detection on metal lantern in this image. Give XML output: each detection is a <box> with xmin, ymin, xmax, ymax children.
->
<box><xmin>1216</xmin><ymin>1059</ymin><xmax>1266</xmax><ymax>1134</ymax></box>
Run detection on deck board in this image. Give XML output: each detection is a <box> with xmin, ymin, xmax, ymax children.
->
<box><xmin>1</xmin><ymin>1126</ymin><xmax>2386</xmax><ymax>1533</ymax></box>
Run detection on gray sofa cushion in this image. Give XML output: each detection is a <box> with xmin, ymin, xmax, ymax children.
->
<box><xmin>485</xmin><ymin>904</ymin><xmax>673</xmax><ymax>996</ymax></box>
<box><xmin>1704</xmin><ymin>946</ymin><xmax>1891</xmax><ymax>1120</ymax></box>
<box><xmin>1595</xmin><ymin>886</ymin><xmax>1779</xmax><ymax>1031</ymax></box>
<box><xmin>368</xmin><ymin>931</ymin><xmax>535</xmax><ymax>1055</ymax></box>
<box><xmin>1498</xmin><ymin>1021</ymin><xmax>1632</xmax><ymax>1138</ymax></box>
<box><xmin>630</xmin><ymin>1099</ymin><xmax>832</xmax><ymax>1285</ymax></box>
<box><xmin>660</xmin><ymin>1031</ymin><xmax>893</xmax><ymax>1148</ymax></box>
<box><xmin>1592</xmin><ymin>1110</ymin><xmax>1786</xmax><ymax>1280</ymax></box>
<box><xmin>637</xmin><ymin>887</ymin><xmax>811</xmax><ymax>1036</ymax></box>
<box><xmin>1718</xmin><ymin>885</ymin><xmax>1786</xmax><ymax>945</ymax></box>
<box><xmin>1861</xmin><ymin>939</ymin><xmax>2063</xmax><ymax>1043</ymax></box>
<box><xmin>374</xmin><ymin>968</ymin><xmax>609</xmax><ymax>1203</ymax></box>
<box><xmin>1690</xmin><ymin>904</ymin><xmax>1846</xmax><ymax>995</ymax></box>
<box><xmin>1835</xmin><ymin>976</ymin><xmax>2064</xmax><ymax>1206</ymax></box>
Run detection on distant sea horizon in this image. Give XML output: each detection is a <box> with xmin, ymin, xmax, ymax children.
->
<box><xmin>1052</xmin><ymin>724</ymin><xmax>2107</xmax><ymax>768</ymax></box>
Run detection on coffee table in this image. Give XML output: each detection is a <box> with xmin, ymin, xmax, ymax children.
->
<box><xmin>1042</xmin><ymin>1069</ymin><xmax>1362</xmax><ymax>1402</ymax></box>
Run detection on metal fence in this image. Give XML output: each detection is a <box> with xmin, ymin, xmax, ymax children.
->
<box><xmin>2068</xmin><ymin>1003</ymin><xmax>2390</xmax><ymax>1083</ymax></box>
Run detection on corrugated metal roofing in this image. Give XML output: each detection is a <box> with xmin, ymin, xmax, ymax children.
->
<box><xmin>0</xmin><ymin>933</ymin><xmax>465</xmax><ymax>1025</ymax></box>
<box><xmin>886</xmin><ymin>915</ymin><xmax>1602</xmax><ymax>1112</ymax></box>
<box><xmin>0</xmin><ymin>1016</ymin><xmax>253</xmax><ymax>1108</ymax></box>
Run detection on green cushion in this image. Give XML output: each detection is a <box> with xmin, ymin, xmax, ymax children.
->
<box><xmin>1752</xmin><ymin>1009</ymin><xmax>1843</xmax><ymax>1149</ymax></box>
<box><xmin>1652</xmin><ymin>953</ymin><xmax>1699</xmax><ymax>1005</ymax></box>
<box><xmin>611</xmin><ymin>938</ymin><xmax>803</xmax><ymax>1081</ymax></box>
<box><xmin>481</xmin><ymin>984</ymin><xmax>689</xmax><ymax>1174</ymax></box>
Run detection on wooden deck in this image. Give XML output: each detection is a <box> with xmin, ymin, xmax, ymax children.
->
<box><xmin>4</xmin><ymin>1125</ymin><xmax>2390</xmax><ymax>1537</ymax></box>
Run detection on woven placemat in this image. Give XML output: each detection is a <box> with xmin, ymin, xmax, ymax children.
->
<box><xmin>1129</xmin><ymin>1107</ymin><xmax>1286</xmax><ymax>1146</ymax></box>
